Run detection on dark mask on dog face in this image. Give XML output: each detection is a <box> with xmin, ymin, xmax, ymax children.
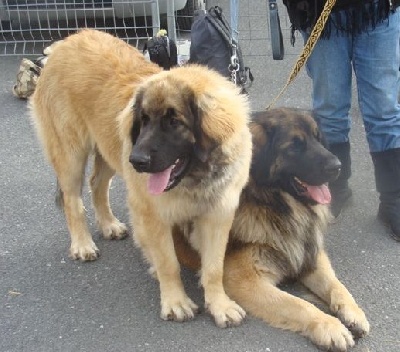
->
<box><xmin>128</xmin><ymin>79</ymin><xmax>216</xmax><ymax>195</ymax></box>
<box><xmin>250</xmin><ymin>109</ymin><xmax>341</xmax><ymax>204</ymax></box>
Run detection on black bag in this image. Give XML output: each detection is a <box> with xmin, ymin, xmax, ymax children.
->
<box><xmin>143</xmin><ymin>30</ymin><xmax>178</xmax><ymax>70</ymax></box>
<box><xmin>189</xmin><ymin>6</ymin><xmax>253</xmax><ymax>93</ymax></box>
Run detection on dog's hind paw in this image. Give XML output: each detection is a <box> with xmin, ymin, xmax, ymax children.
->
<box><xmin>69</xmin><ymin>239</ymin><xmax>100</xmax><ymax>261</ymax></box>
<box><xmin>160</xmin><ymin>295</ymin><xmax>199</xmax><ymax>322</ymax></box>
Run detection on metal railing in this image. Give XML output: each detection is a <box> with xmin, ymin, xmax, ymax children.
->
<box><xmin>0</xmin><ymin>0</ymin><xmax>297</xmax><ymax>57</ymax></box>
<box><xmin>0</xmin><ymin>0</ymin><xmax>161</xmax><ymax>55</ymax></box>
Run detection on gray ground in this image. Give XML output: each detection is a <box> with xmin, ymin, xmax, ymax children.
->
<box><xmin>1</xmin><ymin>2</ymin><xmax>399</xmax><ymax>351</ymax></box>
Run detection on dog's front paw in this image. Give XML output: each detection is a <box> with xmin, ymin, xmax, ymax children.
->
<box><xmin>99</xmin><ymin>219</ymin><xmax>128</xmax><ymax>240</ymax></box>
<box><xmin>70</xmin><ymin>238</ymin><xmax>99</xmax><ymax>261</ymax></box>
<box><xmin>308</xmin><ymin>315</ymin><xmax>354</xmax><ymax>352</ymax></box>
<box><xmin>335</xmin><ymin>303</ymin><xmax>370</xmax><ymax>339</ymax></box>
<box><xmin>206</xmin><ymin>296</ymin><xmax>246</xmax><ymax>328</ymax></box>
<box><xmin>160</xmin><ymin>294</ymin><xmax>199</xmax><ymax>322</ymax></box>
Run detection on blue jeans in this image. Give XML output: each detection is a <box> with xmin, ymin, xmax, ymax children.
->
<box><xmin>303</xmin><ymin>7</ymin><xmax>400</xmax><ymax>153</ymax></box>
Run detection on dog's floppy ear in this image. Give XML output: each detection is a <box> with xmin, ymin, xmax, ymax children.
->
<box><xmin>250</xmin><ymin>120</ymin><xmax>278</xmax><ymax>186</ymax></box>
<box><xmin>186</xmin><ymin>92</ymin><xmax>216</xmax><ymax>163</ymax></box>
<box><xmin>131</xmin><ymin>89</ymin><xmax>144</xmax><ymax>145</ymax></box>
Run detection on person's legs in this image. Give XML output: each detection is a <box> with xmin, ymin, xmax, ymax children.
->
<box><xmin>303</xmin><ymin>28</ymin><xmax>353</xmax><ymax>217</ymax></box>
<box><xmin>304</xmin><ymin>31</ymin><xmax>353</xmax><ymax>146</ymax></box>
<box><xmin>353</xmin><ymin>7</ymin><xmax>400</xmax><ymax>240</ymax></box>
<box><xmin>353</xmin><ymin>8</ymin><xmax>400</xmax><ymax>153</ymax></box>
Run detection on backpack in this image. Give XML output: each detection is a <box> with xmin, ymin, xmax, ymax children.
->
<box><xmin>143</xmin><ymin>29</ymin><xmax>178</xmax><ymax>70</ymax></box>
<box><xmin>12</xmin><ymin>57</ymin><xmax>45</xmax><ymax>99</ymax></box>
<box><xmin>189</xmin><ymin>6</ymin><xmax>253</xmax><ymax>93</ymax></box>
<box><xmin>12</xmin><ymin>40</ymin><xmax>60</xmax><ymax>99</ymax></box>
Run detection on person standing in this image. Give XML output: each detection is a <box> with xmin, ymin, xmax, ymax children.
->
<box><xmin>283</xmin><ymin>0</ymin><xmax>400</xmax><ymax>241</ymax></box>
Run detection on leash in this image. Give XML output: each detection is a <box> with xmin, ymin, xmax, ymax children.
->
<box><xmin>266</xmin><ymin>0</ymin><xmax>337</xmax><ymax>109</ymax></box>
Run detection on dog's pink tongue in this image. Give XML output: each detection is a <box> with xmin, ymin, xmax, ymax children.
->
<box><xmin>147</xmin><ymin>165</ymin><xmax>174</xmax><ymax>195</ymax></box>
<box><xmin>306</xmin><ymin>184</ymin><xmax>331</xmax><ymax>204</ymax></box>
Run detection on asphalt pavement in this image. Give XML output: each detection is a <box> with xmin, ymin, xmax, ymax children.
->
<box><xmin>1</xmin><ymin>4</ymin><xmax>399</xmax><ymax>351</ymax></box>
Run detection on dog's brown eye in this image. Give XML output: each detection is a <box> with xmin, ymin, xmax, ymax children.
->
<box><xmin>166</xmin><ymin>108</ymin><xmax>181</xmax><ymax>127</ymax></box>
<box><xmin>169</xmin><ymin>117</ymin><xmax>182</xmax><ymax>127</ymax></box>
<box><xmin>291</xmin><ymin>136</ymin><xmax>305</xmax><ymax>152</ymax></box>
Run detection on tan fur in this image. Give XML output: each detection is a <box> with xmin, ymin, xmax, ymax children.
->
<box><xmin>174</xmin><ymin>108</ymin><xmax>370</xmax><ymax>351</ymax></box>
<box><xmin>30</xmin><ymin>29</ymin><xmax>252</xmax><ymax>327</ymax></box>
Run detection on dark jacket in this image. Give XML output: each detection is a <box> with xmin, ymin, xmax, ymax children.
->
<box><xmin>283</xmin><ymin>0</ymin><xmax>400</xmax><ymax>40</ymax></box>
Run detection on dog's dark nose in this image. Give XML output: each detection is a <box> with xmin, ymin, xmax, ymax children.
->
<box><xmin>129</xmin><ymin>151</ymin><xmax>151</xmax><ymax>172</ymax></box>
<box><xmin>324</xmin><ymin>158</ymin><xmax>342</xmax><ymax>179</ymax></box>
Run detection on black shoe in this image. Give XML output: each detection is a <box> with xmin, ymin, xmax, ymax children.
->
<box><xmin>330</xmin><ymin>187</ymin><xmax>353</xmax><ymax>218</ymax></box>
<box><xmin>327</xmin><ymin>142</ymin><xmax>352</xmax><ymax>218</ymax></box>
<box><xmin>377</xmin><ymin>200</ymin><xmax>400</xmax><ymax>242</ymax></box>
<box><xmin>371</xmin><ymin>148</ymin><xmax>400</xmax><ymax>242</ymax></box>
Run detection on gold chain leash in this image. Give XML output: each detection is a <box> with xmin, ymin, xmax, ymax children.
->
<box><xmin>266</xmin><ymin>0</ymin><xmax>337</xmax><ymax>109</ymax></box>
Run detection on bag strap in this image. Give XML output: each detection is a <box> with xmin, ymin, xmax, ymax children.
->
<box><xmin>207</xmin><ymin>6</ymin><xmax>232</xmax><ymax>44</ymax></box>
<box><xmin>207</xmin><ymin>7</ymin><xmax>238</xmax><ymax>83</ymax></box>
<box><xmin>230</xmin><ymin>0</ymin><xmax>239</xmax><ymax>44</ymax></box>
<box><xmin>268</xmin><ymin>0</ymin><xmax>284</xmax><ymax>60</ymax></box>
<box><xmin>266</xmin><ymin>0</ymin><xmax>337</xmax><ymax>109</ymax></box>
<box><xmin>229</xmin><ymin>0</ymin><xmax>241</xmax><ymax>85</ymax></box>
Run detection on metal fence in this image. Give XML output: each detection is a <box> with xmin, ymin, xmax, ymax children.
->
<box><xmin>0</xmin><ymin>0</ymin><xmax>295</xmax><ymax>57</ymax></box>
<box><xmin>0</xmin><ymin>0</ymin><xmax>163</xmax><ymax>55</ymax></box>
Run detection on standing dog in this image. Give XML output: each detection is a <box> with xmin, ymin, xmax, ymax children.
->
<box><xmin>174</xmin><ymin>108</ymin><xmax>370</xmax><ymax>350</ymax></box>
<box><xmin>29</xmin><ymin>29</ymin><xmax>252</xmax><ymax>327</ymax></box>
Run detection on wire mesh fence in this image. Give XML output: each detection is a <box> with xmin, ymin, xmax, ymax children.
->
<box><xmin>0</xmin><ymin>0</ymin><xmax>298</xmax><ymax>57</ymax></box>
<box><xmin>0</xmin><ymin>0</ymin><xmax>163</xmax><ymax>55</ymax></box>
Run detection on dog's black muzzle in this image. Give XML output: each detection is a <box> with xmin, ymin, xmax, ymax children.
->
<box><xmin>129</xmin><ymin>149</ymin><xmax>151</xmax><ymax>173</ymax></box>
<box><xmin>323</xmin><ymin>156</ymin><xmax>342</xmax><ymax>182</ymax></box>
